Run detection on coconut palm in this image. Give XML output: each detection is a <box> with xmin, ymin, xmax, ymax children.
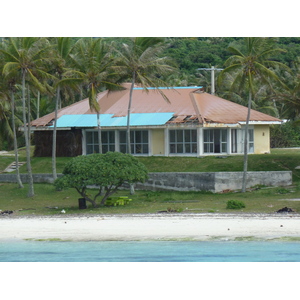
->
<box><xmin>46</xmin><ymin>37</ymin><xmax>81</xmax><ymax>180</ymax></box>
<box><xmin>69</xmin><ymin>37</ymin><xmax>120</xmax><ymax>153</ymax></box>
<box><xmin>1</xmin><ymin>37</ymin><xmax>53</xmax><ymax>197</ymax></box>
<box><xmin>266</xmin><ymin>59</ymin><xmax>300</xmax><ymax>121</ymax></box>
<box><xmin>114</xmin><ymin>37</ymin><xmax>176</xmax><ymax>154</ymax></box>
<box><xmin>0</xmin><ymin>77</ymin><xmax>24</xmax><ymax>188</ymax></box>
<box><xmin>218</xmin><ymin>37</ymin><xmax>288</xmax><ymax>192</ymax></box>
<box><xmin>0</xmin><ymin>88</ymin><xmax>14</xmax><ymax>149</ymax></box>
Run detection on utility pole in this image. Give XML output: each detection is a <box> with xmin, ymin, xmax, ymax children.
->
<box><xmin>197</xmin><ymin>66</ymin><xmax>223</xmax><ymax>95</ymax></box>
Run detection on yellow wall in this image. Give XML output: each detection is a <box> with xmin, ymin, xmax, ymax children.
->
<box><xmin>151</xmin><ymin>129</ymin><xmax>165</xmax><ymax>155</ymax></box>
<box><xmin>150</xmin><ymin>126</ymin><xmax>271</xmax><ymax>155</ymax></box>
<box><xmin>254</xmin><ymin>125</ymin><xmax>270</xmax><ymax>154</ymax></box>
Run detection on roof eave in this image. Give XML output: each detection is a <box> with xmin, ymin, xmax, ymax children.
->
<box><xmin>29</xmin><ymin>127</ymin><xmax>72</xmax><ymax>131</ymax></box>
<box><xmin>238</xmin><ymin>121</ymin><xmax>282</xmax><ymax>125</ymax></box>
<box><xmin>203</xmin><ymin>123</ymin><xmax>242</xmax><ymax>128</ymax></box>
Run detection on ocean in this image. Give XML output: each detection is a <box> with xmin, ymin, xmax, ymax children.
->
<box><xmin>1</xmin><ymin>240</ymin><xmax>300</xmax><ymax>262</ymax></box>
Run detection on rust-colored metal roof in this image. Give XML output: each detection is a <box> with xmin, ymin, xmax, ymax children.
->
<box><xmin>98</xmin><ymin>87</ymin><xmax>200</xmax><ymax>117</ymax></box>
<box><xmin>31</xmin><ymin>86</ymin><xmax>281</xmax><ymax>127</ymax></box>
<box><xmin>191</xmin><ymin>92</ymin><xmax>281</xmax><ymax>124</ymax></box>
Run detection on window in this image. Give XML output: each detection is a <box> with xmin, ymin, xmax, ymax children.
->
<box><xmin>248</xmin><ymin>129</ymin><xmax>254</xmax><ymax>153</ymax></box>
<box><xmin>86</xmin><ymin>131</ymin><xmax>115</xmax><ymax>154</ymax></box>
<box><xmin>231</xmin><ymin>129</ymin><xmax>237</xmax><ymax>153</ymax></box>
<box><xmin>203</xmin><ymin>129</ymin><xmax>227</xmax><ymax>154</ymax></box>
<box><xmin>169</xmin><ymin>129</ymin><xmax>197</xmax><ymax>154</ymax></box>
<box><xmin>231</xmin><ymin>128</ymin><xmax>254</xmax><ymax>153</ymax></box>
<box><xmin>119</xmin><ymin>130</ymin><xmax>149</xmax><ymax>154</ymax></box>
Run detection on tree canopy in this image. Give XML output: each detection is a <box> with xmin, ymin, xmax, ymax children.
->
<box><xmin>54</xmin><ymin>152</ymin><xmax>148</xmax><ymax>208</ymax></box>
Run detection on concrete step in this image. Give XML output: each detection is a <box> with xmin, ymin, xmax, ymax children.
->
<box><xmin>4</xmin><ymin>161</ymin><xmax>26</xmax><ymax>173</ymax></box>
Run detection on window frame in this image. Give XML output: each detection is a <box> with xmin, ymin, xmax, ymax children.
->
<box><xmin>231</xmin><ymin>127</ymin><xmax>254</xmax><ymax>154</ymax></box>
<box><xmin>203</xmin><ymin>128</ymin><xmax>228</xmax><ymax>154</ymax></box>
<box><xmin>85</xmin><ymin>130</ymin><xmax>116</xmax><ymax>154</ymax></box>
<box><xmin>119</xmin><ymin>130</ymin><xmax>149</xmax><ymax>155</ymax></box>
<box><xmin>169</xmin><ymin>129</ymin><xmax>198</xmax><ymax>154</ymax></box>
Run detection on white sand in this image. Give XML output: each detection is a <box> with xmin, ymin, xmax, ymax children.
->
<box><xmin>1</xmin><ymin>213</ymin><xmax>300</xmax><ymax>241</ymax></box>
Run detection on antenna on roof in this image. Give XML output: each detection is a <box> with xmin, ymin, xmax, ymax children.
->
<box><xmin>197</xmin><ymin>66</ymin><xmax>223</xmax><ymax>95</ymax></box>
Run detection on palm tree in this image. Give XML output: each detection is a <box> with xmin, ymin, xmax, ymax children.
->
<box><xmin>0</xmin><ymin>88</ymin><xmax>14</xmax><ymax>149</ymax></box>
<box><xmin>165</xmin><ymin>72</ymin><xmax>198</xmax><ymax>87</ymax></box>
<box><xmin>0</xmin><ymin>43</ymin><xmax>24</xmax><ymax>189</ymax></box>
<box><xmin>47</xmin><ymin>37</ymin><xmax>80</xmax><ymax>181</ymax></box>
<box><xmin>267</xmin><ymin>59</ymin><xmax>300</xmax><ymax>120</ymax></box>
<box><xmin>0</xmin><ymin>78</ymin><xmax>24</xmax><ymax>188</ymax></box>
<box><xmin>69</xmin><ymin>37</ymin><xmax>120</xmax><ymax>153</ymax></box>
<box><xmin>114</xmin><ymin>37</ymin><xmax>175</xmax><ymax>154</ymax></box>
<box><xmin>218</xmin><ymin>37</ymin><xmax>288</xmax><ymax>192</ymax></box>
<box><xmin>1</xmin><ymin>37</ymin><xmax>52</xmax><ymax>197</ymax></box>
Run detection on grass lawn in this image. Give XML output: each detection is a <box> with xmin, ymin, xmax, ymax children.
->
<box><xmin>1</xmin><ymin>183</ymin><xmax>300</xmax><ymax>216</ymax></box>
<box><xmin>5</xmin><ymin>147</ymin><xmax>300</xmax><ymax>182</ymax></box>
<box><xmin>1</xmin><ymin>147</ymin><xmax>300</xmax><ymax>216</ymax></box>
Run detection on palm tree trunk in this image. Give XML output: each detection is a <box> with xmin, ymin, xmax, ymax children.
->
<box><xmin>52</xmin><ymin>86</ymin><xmax>60</xmax><ymax>181</ymax></box>
<box><xmin>97</xmin><ymin>112</ymin><xmax>102</xmax><ymax>154</ymax></box>
<box><xmin>80</xmin><ymin>85</ymin><xmax>83</xmax><ymax>101</ymax></box>
<box><xmin>126</xmin><ymin>72</ymin><xmax>135</xmax><ymax>154</ymax></box>
<box><xmin>127</xmin><ymin>72</ymin><xmax>136</xmax><ymax>195</ymax></box>
<box><xmin>22</xmin><ymin>71</ymin><xmax>34</xmax><ymax>197</ymax></box>
<box><xmin>242</xmin><ymin>91</ymin><xmax>252</xmax><ymax>192</ymax></box>
<box><xmin>11</xmin><ymin>91</ymin><xmax>23</xmax><ymax>188</ymax></box>
<box><xmin>37</xmin><ymin>91</ymin><xmax>40</xmax><ymax>119</ymax></box>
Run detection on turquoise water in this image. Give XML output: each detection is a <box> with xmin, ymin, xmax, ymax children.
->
<box><xmin>1</xmin><ymin>240</ymin><xmax>300</xmax><ymax>262</ymax></box>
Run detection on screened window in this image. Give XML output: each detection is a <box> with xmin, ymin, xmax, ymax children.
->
<box><xmin>231</xmin><ymin>128</ymin><xmax>254</xmax><ymax>153</ymax></box>
<box><xmin>203</xmin><ymin>129</ymin><xmax>228</xmax><ymax>154</ymax></box>
<box><xmin>86</xmin><ymin>131</ymin><xmax>115</xmax><ymax>154</ymax></box>
<box><xmin>169</xmin><ymin>129</ymin><xmax>197</xmax><ymax>154</ymax></box>
<box><xmin>119</xmin><ymin>130</ymin><xmax>149</xmax><ymax>154</ymax></box>
<box><xmin>248</xmin><ymin>129</ymin><xmax>254</xmax><ymax>153</ymax></box>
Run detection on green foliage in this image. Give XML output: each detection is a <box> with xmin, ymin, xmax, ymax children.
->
<box><xmin>54</xmin><ymin>152</ymin><xmax>148</xmax><ymax>207</ymax></box>
<box><xmin>226</xmin><ymin>200</ymin><xmax>246</xmax><ymax>209</ymax></box>
<box><xmin>274</xmin><ymin>187</ymin><xmax>290</xmax><ymax>194</ymax></box>
<box><xmin>270</xmin><ymin>121</ymin><xmax>300</xmax><ymax>148</ymax></box>
<box><xmin>164</xmin><ymin>38</ymin><xmax>235</xmax><ymax>73</ymax></box>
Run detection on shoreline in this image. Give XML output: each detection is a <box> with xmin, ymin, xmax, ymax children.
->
<box><xmin>1</xmin><ymin>213</ymin><xmax>300</xmax><ymax>242</ymax></box>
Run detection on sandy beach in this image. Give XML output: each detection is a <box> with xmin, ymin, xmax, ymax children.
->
<box><xmin>1</xmin><ymin>213</ymin><xmax>300</xmax><ymax>241</ymax></box>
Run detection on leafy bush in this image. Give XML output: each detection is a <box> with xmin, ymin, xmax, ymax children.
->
<box><xmin>274</xmin><ymin>187</ymin><xmax>290</xmax><ymax>194</ymax></box>
<box><xmin>226</xmin><ymin>200</ymin><xmax>246</xmax><ymax>209</ymax></box>
<box><xmin>270</xmin><ymin>121</ymin><xmax>300</xmax><ymax>148</ymax></box>
<box><xmin>55</xmin><ymin>152</ymin><xmax>148</xmax><ymax>208</ymax></box>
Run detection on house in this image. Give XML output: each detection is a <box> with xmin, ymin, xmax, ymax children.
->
<box><xmin>31</xmin><ymin>85</ymin><xmax>282</xmax><ymax>157</ymax></box>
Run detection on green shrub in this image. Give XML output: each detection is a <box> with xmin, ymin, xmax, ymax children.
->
<box><xmin>274</xmin><ymin>187</ymin><xmax>290</xmax><ymax>194</ymax></box>
<box><xmin>226</xmin><ymin>200</ymin><xmax>246</xmax><ymax>209</ymax></box>
<box><xmin>270</xmin><ymin>121</ymin><xmax>300</xmax><ymax>148</ymax></box>
<box><xmin>54</xmin><ymin>152</ymin><xmax>148</xmax><ymax>208</ymax></box>
<box><xmin>145</xmin><ymin>191</ymin><xmax>161</xmax><ymax>198</ymax></box>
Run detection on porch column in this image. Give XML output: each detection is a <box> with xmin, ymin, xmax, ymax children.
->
<box><xmin>228</xmin><ymin>128</ymin><xmax>232</xmax><ymax>155</ymax></box>
<box><xmin>164</xmin><ymin>128</ymin><xmax>169</xmax><ymax>156</ymax></box>
<box><xmin>198</xmin><ymin>127</ymin><xmax>203</xmax><ymax>156</ymax></box>
<box><xmin>82</xmin><ymin>129</ymin><xmax>86</xmax><ymax>155</ymax></box>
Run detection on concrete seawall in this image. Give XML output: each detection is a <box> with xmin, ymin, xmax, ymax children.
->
<box><xmin>136</xmin><ymin>171</ymin><xmax>292</xmax><ymax>192</ymax></box>
<box><xmin>0</xmin><ymin>171</ymin><xmax>292</xmax><ymax>193</ymax></box>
